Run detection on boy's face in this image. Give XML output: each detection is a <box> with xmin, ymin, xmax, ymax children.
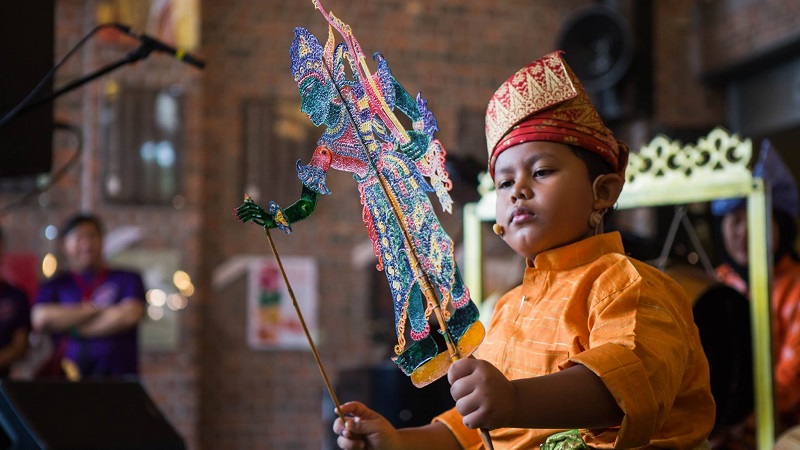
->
<box><xmin>62</xmin><ymin>222</ymin><xmax>104</xmax><ymax>272</ymax></box>
<box><xmin>494</xmin><ymin>141</ymin><xmax>596</xmax><ymax>261</ymax></box>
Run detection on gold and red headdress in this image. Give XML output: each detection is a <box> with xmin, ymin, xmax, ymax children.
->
<box><xmin>485</xmin><ymin>51</ymin><xmax>628</xmax><ymax>178</ymax></box>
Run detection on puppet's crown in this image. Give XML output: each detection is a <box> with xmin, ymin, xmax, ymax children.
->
<box><xmin>290</xmin><ymin>27</ymin><xmax>325</xmax><ymax>82</ymax></box>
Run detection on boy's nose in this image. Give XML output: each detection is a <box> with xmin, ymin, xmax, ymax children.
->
<box><xmin>513</xmin><ymin>184</ymin><xmax>532</xmax><ymax>200</ymax></box>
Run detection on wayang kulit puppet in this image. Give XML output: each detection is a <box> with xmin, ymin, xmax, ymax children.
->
<box><xmin>236</xmin><ymin>0</ymin><xmax>485</xmax><ymax>399</ymax></box>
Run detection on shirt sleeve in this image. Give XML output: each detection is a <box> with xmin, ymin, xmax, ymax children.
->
<box><xmin>774</xmin><ymin>277</ymin><xmax>800</xmax><ymax>415</ymax></box>
<box><xmin>7</xmin><ymin>288</ymin><xmax>31</xmax><ymax>331</ymax></box>
<box><xmin>432</xmin><ymin>407</ymin><xmax>482</xmax><ymax>449</ymax></box>
<box><xmin>17</xmin><ymin>291</ymin><xmax>31</xmax><ymax>330</ymax></box>
<box><xmin>32</xmin><ymin>279</ymin><xmax>57</xmax><ymax>305</ymax></box>
<box><xmin>569</xmin><ymin>343</ymin><xmax>658</xmax><ymax>447</ymax></box>
<box><xmin>120</xmin><ymin>272</ymin><xmax>146</xmax><ymax>304</ymax></box>
<box><xmin>567</xmin><ymin>262</ymin><xmax>693</xmax><ymax>448</ymax></box>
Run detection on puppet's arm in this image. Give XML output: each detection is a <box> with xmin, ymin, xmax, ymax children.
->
<box><xmin>386</xmin><ymin>72</ymin><xmax>453</xmax><ymax>212</ymax></box>
<box><xmin>236</xmin><ymin>185</ymin><xmax>319</xmax><ymax>234</ymax></box>
<box><xmin>366</xmin><ymin>53</ymin><xmax>431</xmax><ymax>163</ymax></box>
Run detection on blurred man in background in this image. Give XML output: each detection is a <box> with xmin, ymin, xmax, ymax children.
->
<box><xmin>32</xmin><ymin>213</ymin><xmax>145</xmax><ymax>379</ymax></box>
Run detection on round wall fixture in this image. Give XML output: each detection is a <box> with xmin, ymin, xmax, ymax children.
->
<box><xmin>556</xmin><ymin>5</ymin><xmax>634</xmax><ymax>93</ymax></box>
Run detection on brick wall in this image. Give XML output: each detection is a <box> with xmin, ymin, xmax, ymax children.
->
<box><xmin>653</xmin><ymin>0</ymin><xmax>726</xmax><ymax>129</ymax></box>
<box><xmin>697</xmin><ymin>0</ymin><xmax>800</xmax><ymax>75</ymax></box>
<box><xmin>2</xmin><ymin>1</ymin><xmax>791</xmax><ymax>449</ymax></box>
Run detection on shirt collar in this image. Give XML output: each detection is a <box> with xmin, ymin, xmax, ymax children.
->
<box><xmin>528</xmin><ymin>232</ymin><xmax>625</xmax><ymax>270</ymax></box>
<box><xmin>775</xmin><ymin>253</ymin><xmax>797</xmax><ymax>275</ymax></box>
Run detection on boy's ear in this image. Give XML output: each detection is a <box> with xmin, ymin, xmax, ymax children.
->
<box><xmin>592</xmin><ymin>174</ymin><xmax>625</xmax><ymax>210</ymax></box>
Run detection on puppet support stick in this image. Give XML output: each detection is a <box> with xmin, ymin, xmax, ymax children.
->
<box><xmin>264</xmin><ymin>227</ymin><xmax>346</xmax><ymax>427</ymax></box>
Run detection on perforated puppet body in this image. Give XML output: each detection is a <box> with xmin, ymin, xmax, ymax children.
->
<box><xmin>237</xmin><ymin>1</ymin><xmax>483</xmax><ymax>386</ymax></box>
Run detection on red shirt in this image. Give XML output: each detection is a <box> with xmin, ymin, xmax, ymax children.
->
<box><xmin>718</xmin><ymin>255</ymin><xmax>800</xmax><ymax>421</ymax></box>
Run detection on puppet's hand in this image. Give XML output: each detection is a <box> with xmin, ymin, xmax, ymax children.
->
<box><xmin>235</xmin><ymin>196</ymin><xmax>292</xmax><ymax>234</ymax></box>
<box><xmin>398</xmin><ymin>130</ymin><xmax>430</xmax><ymax>162</ymax></box>
<box><xmin>415</xmin><ymin>93</ymin><xmax>439</xmax><ymax>139</ymax></box>
<box><xmin>448</xmin><ymin>358</ymin><xmax>515</xmax><ymax>430</ymax></box>
<box><xmin>236</xmin><ymin>195</ymin><xmax>272</xmax><ymax>227</ymax></box>
<box><xmin>333</xmin><ymin>401</ymin><xmax>401</xmax><ymax>450</ymax></box>
<box><xmin>235</xmin><ymin>186</ymin><xmax>319</xmax><ymax>232</ymax></box>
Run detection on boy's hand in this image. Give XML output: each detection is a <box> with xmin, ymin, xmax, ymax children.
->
<box><xmin>448</xmin><ymin>358</ymin><xmax>516</xmax><ymax>430</ymax></box>
<box><xmin>333</xmin><ymin>401</ymin><xmax>401</xmax><ymax>450</ymax></box>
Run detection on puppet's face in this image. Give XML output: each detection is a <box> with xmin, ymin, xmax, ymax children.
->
<box><xmin>493</xmin><ymin>141</ymin><xmax>595</xmax><ymax>261</ymax></box>
<box><xmin>299</xmin><ymin>76</ymin><xmax>336</xmax><ymax>127</ymax></box>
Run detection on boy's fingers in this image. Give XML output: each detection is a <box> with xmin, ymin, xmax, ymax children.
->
<box><xmin>332</xmin><ymin>416</ymin><xmax>346</xmax><ymax>436</ymax></box>
<box><xmin>333</xmin><ymin>418</ymin><xmax>362</xmax><ymax>445</ymax></box>
<box><xmin>332</xmin><ymin>407</ymin><xmax>380</xmax><ymax>437</ymax></box>
<box><xmin>337</xmin><ymin>401</ymin><xmax>374</xmax><ymax>419</ymax></box>
<box><xmin>336</xmin><ymin>435</ymin><xmax>365</xmax><ymax>450</ymax></box>
<box><xmin>345</xmin><ymin>415</ymin><xmax>387</xmax><ymax>436</ymax></box>
<box><xmin>447</xmin><ymin>358</ymin><xmax>477</xmax><ymax>384</ymax></box>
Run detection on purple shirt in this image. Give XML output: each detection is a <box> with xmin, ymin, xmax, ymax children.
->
<box><xmin>34</xmin><ymin>269</ymin><xmax>145</xmax><ymax>378</ymax></box>
<box><xmin>0</xmin><ymin>282</ymin><xmax>31</xmax><ymax>377</ymax></box>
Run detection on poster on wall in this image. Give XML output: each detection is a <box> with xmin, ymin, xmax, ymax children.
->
<box><xmin>247</xmin><ymin>256</ymin><xmax>318</xmax><ymax>350</ymax></box>
<box><xmin>96</xmin><ymin>0</ymin><xmax>201</xmax><ymax>51</ymax></box>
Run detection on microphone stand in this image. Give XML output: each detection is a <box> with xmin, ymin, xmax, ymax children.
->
<box><xmin>11</xmin><ymin>42</ymin><xmax>159</xmax><ymax>122</ymax></box>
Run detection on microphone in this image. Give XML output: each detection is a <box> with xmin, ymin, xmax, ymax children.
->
<box><xmin>114</xmin><ymin>23</ymin><xmax>205</xmax><ymax>70</ymax></box>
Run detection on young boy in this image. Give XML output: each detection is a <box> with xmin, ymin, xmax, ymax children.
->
<box><xmin>333</xmin><ymin>51</ymin><xmax>715</xmax><ymax>449</ymax></box>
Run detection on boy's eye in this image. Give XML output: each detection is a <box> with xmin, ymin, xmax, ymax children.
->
<box><xmin>533</xmin><ymin>168</ymin><xmax>553</xmax><ymax>178</ymax></box>
<box><xmin>496</xmin><ymin>180</ymin><xmax>513</xmax><ymax>189</ymax></box>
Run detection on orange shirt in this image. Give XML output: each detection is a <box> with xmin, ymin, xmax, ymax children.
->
<box><xmin>435</xmin><ymin>232</ymin><xmax>715</xmax><ymax>449</ymax></box>
<box><xmin>717</xmin><ymin>254</ymin><xmax>800</xmax><ymax>420</ymax></box>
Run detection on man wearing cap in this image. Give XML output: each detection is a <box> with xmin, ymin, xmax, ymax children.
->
<box><xmin>712</xmin><ymin>140</ymin><xmax>800</xmax><ymax>432</ymax></box>
<box><xmin>332</xmin><ymin>52</ymin><xmax>714</xmax><ymax>450</ymax></box>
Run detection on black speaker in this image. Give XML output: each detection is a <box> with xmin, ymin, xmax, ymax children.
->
<box><xmin>557</xmin><ymin>1</ymin><xmax>652</xmax><ymax>122</ymax></box>
<box><xmin>0</xmin><ymin>0</ymin><xmax>55</xmax><ymax>178</ymax></box>
<box><xmin>0</xmin><ymin>380</ymin><xmax>185</xmax><ymax>450</ymax></box>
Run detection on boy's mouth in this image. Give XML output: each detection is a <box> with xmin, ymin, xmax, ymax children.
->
<box><xmin>510</xmin><ymin>207</ymin><xmax>535</xmax><ymax>223</ymax></box>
